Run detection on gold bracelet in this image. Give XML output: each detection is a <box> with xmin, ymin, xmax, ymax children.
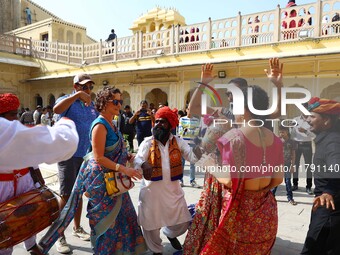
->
<box><xmin>115</xmin><ymin>163</ymin><xmax>120</xmax><ymax>171</ymax></box>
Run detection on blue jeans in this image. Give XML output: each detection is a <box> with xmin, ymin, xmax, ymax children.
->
<box><xmin>180</xmin><ymin>144</ymin><xmax>196</xmax><ymax>183</ymax></box>
<box><xmin>272</xmin><ymin>165</ymin><xmax>293</xmax><ymax>201</ymax></box>
<box><xmin>189</xmin><ymin>143</ymin><xmax>195</xmax><ymax>183</ymax></box>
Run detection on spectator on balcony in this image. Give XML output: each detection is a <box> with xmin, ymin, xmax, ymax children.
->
<box><xmin>25</xmin><ymin>7</ymin><xmax>32</xmax><ymax>25</ymax></box>
<box><xmin>322</xmin><ymin>16</ymin><xmax>329</xmax><ymax>35</ymax></box>
<box><xmin>282</xmin><ymin>0</ymin><xmax>298</xmax><ymax>39</ymax></box>
<box><xmin>105</xmin><ymin>29</ymin><xmax>116</xmax><ymax>54</ymax></box>
<box><xmin>332</xmin><ymin>12</ymin><xmax>340</xmax><ymax>33</ymax></box>
<box><xmin>298</xmin><ymin>8</ymin><xmax>312</xmax><ymax>27</ymax></box>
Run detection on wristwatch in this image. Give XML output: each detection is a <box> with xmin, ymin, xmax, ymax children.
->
<box><xmin>115</xmin><ymin>163</ymin><xmax>120</xmax><ymax>171</ymax></box>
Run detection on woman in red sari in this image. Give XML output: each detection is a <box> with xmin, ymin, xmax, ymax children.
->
<box><xmin>185</xmin><ymin>85</ymin><xmax>284</xmax><ymax>255</ymax></box>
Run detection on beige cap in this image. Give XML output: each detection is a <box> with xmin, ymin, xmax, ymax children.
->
<box><xmin>73</xmin><ymin>73</ymin><xmax>95</xmax><ymax>85</ymax></box>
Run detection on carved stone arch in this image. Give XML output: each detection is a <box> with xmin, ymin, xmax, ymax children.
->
<box><xmin>58</xmin><ymin>28</ymin><xmax>64</xmax><ymax>42</ymax></box>
<box><xmin>320</xmin><ymin>82</ymin><xmax>340</xmax><ymax>101</ymax></box>
<box><xmin>34</xmin><ymin>93</ymin><xmax>43</xmax><ymax>108</ymax></box>
<box><xmin>76</xmin><ymin>32</ymin><xmax>82</xmax><ymax>44</ymax></box>
<box><xmin>66</xmin><ymin>30</ymin><xmax>74</xmax><ymax>43</ymax></box>
<box><xmin>145</xmin><ymin>88</ymin><xmax>167</xmax><ymax>108</ymax></box>
<box><xmin>149</xmin><ymin>22</ymin><xmax>156</xmax><ymax>32</ymax></box>
<box><xmin>121</xmin><ymin>91</ymin><xmax>131</xmax><ymax>108</ymax></box>
<box><xmin>48</xmin><ymin>93</ymin><xmax>55</xmax><ymax>107</ymax></box>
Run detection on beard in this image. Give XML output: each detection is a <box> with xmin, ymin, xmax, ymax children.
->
<box><xmin>153</xmin><ymin>126</ymin><xmax>170</xmax><ymax>142</ymax></box>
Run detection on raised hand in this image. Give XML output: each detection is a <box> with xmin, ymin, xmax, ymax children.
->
<box><xmin>264</xmin><ymin>58</ymin><xmax>283</xmax><ymax>88</ymax></box>
<box><xmin>201</xmin><ymin>63</ymin><xmax>215</xmax><ymax>85</ymax></box>
<box><xmin>76</xmin><ymin>91</ymin><xmax>92</xmax><ymax>106</ymax></box>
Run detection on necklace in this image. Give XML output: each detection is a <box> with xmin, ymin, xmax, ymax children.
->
<box><xmin>100</xmin><ymin>114</ymin><xmax>116</xmax><ymax>131</ymax></box>
<box><xmin>257</xmin><ymin>127</ymin><xmax>267</xmax><ymax>165</ymax></box>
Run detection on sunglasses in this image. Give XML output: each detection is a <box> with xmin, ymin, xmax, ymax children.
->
<box><xmin>109</xmin><ymin>99</ymin><xmax>123</xmax><ymax>106</ymax></box>
<box><xmin>78</xmin><ymin>84</ymin><xmax>94</xmax><ymax>91</ymax></box>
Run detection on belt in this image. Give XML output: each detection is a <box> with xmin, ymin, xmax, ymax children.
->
<box><xmin>0</xmin><ymin>168</ymin><xmax>30</xmax><ymax>196</ymax></box>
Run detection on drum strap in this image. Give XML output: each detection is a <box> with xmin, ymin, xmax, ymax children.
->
<box><xmin>0</xmin><ymin>168</ymin><xmax>30</xmax><ymax>196</ymax></box>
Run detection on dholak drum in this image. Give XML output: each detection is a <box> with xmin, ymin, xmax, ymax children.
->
<box><xmin>0</xmin><ymin>186</ymin><xmax>59</xmax><ymax>249</ymax></box>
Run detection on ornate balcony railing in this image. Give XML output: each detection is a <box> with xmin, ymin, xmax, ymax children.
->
<box><xmin>2</xmin><ymin>0</ymin><xmax>340</xmax><ymax>65</ymax></box>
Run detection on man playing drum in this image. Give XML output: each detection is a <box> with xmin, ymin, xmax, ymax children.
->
<box><xmin>0</xmin><ymin>93</ymin><xmax>79</xmax><ymax>255</ymax></box>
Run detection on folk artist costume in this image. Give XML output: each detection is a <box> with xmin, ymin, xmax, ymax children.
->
<box><xmin>301</xmin><ymin>97</ymin><xmax>340</xmax><ymax>255</ymax></box>
<box><xmin>0</xmin><ymin>93</ymin><xmax>79</xmax><ymax>255</ymax></box>
<box><xmin>40</xmin><ymin>117</ymin><xmax>146</xmax><ymax>254</ymax></box>
<box><xmin>184</xmin><ymin>128</ymin><xmax>283</xmax><ymax>254</ymax></box>
<box><xmin>134</xmin><ymin>106</ymin><xmax>199</xmax><ymax>254</ymax></box>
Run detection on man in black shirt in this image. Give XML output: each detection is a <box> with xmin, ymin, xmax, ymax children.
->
<box><xmin>122</xmin><ymin>105</ymin><xmax>136</xmax><ymax>152</ymax></box>
<box><xmin>301</xmin><ymin>97</ymin><xmax>340</xmax><ymax>255</ymax></box>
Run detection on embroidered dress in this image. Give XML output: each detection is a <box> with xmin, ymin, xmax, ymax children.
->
<box><xmin>40</xmin><ymin>117</ymin><xmax>146</xmax><ymax>255</ymax></box>
<box><xmin>184</xmin><ymin>129</ymin><xmax>283</xmax><ymax>255</ymax></box>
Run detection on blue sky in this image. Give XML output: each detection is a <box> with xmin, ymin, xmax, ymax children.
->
<box><xmin>33</xmin><ymin>0</ymin><xmax>314</xmax><ymax>41</ymax></box>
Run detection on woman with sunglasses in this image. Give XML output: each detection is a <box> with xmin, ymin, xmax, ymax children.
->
<box><xmin>40</xmin><ymin>86</ymin><xmax>146</xmax><ymax>255</ymax></box>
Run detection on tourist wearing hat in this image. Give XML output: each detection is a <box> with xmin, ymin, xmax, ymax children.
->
<box><xmin>0</xmin><ymin>93</ymin><xmax>79</xmax><ymax>255</ymax></box>
<box><xmin>53</xmin><ymin>73</ymin><xmax>98</xmax><ymax>253</ymax></box>
<box><xmin>301</xmin><ymin>97</ymin><xmax>340</xmax><ymax>254</ymax></box>
<box><xmin>134</xmin><ymin>106</ymin><xmax>202</xmax><ymax>255</ymax></box>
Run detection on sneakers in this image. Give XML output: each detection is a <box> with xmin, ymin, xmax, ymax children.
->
<box><xmin>56</xmin><ymin>236</ymin><xmax>71</xmax><ymax>254</ymax></box>
<box><xmin>306</xmin><ymin>188</ymin><xmax>314</xmax><ymax>195</ymax></box>
<box><xmin>72</xmin><ymin>226</ymin><xmax>90</xmax><ymax>241</ymax></box>
<box><xmin>292</xmin><ymin>185</ymin><xmax>298</xmax><ymax>191</ymax></box>
<box><xmin>288</xmin><ymin>199</ymin><xmax>297</xmax><ymax>206</ymax></box>
<box><xmin>190</xmin><ymin>180</ymin><xmax>200</xmax><ymax>188</ymax></box>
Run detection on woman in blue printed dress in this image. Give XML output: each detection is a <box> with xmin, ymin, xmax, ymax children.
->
<box><xmin>40</xmin><ymin>86</ymin><xmax>146</xmax><ymax>255</ymax></box>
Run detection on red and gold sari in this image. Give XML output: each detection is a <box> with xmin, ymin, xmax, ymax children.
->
<box><xmin>184</xmin><ymin>129</ymin><xmax>281</xmax><ymax>255</ymax></box>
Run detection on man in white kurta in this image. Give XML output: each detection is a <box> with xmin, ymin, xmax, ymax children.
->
<box><xmin>134</xmin><ymin>106</ymin><xmax>200</xmax><ymax>254</ymax></box>
<box><xmin>0</xmin><ymin>93</ymin><xmax>79</xmax><ymax>255</ymax></box>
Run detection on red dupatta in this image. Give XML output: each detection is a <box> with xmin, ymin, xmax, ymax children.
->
<box><xmin>200</xmin><ymin>129</ymin><xmax>246</xmax><ymax>254</ymax></box>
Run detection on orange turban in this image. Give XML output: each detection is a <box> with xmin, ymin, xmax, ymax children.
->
<box><xmin>0</xmin><ymin>93</ymin><xmax>20</xmax><ymax>114</ymax></box>
<box><xmin>308</xmin><ymin>97</ymin><xmax>340</xmax><ymax>115</ymax></box>
<box><xmin>155</xmin><ymin>106</ymin><xmax>179</xmax><ymax>129</ymax></box>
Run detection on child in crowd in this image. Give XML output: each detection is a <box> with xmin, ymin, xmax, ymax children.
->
<box><xmin>272</xmin><ymin>125</ymin><xmax>297</xmax><ymax>205</ymax></box>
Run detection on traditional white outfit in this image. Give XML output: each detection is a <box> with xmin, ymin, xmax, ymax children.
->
<box><xmin>0</xmin><ymin>118</ymin><xmax>78</xmax><ymax>255</ymax></box>
<box><xmin>134</xmin><ymin>134</ymin><xmax>198</xmax><ymax>253</ymax></box>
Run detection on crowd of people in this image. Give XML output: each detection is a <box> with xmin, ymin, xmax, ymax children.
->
<box><xmin>1</xmin><ymin>55</ymin><xmax>340</xmax><ymax>255</ymax></box>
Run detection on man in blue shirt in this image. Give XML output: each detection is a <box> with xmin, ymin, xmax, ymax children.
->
<box><xmin>129</xmin><ymin>100</ymin><xmax>154</xmax><ymax>146</ymax></box>
<box><xmin>53</xmin><ymin>73</ymin><xmax>98</xmax><ymax>254</ymax></box>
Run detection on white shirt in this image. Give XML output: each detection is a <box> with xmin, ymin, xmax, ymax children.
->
<box><xmin>0</xmin><ymin>118</ymin><xmax>79</xmax><ymax>172</ymax></box>
<box><xmin>290</xmin><ymin>115</ymin><xmax>316</xmax><ymax>142</ymax></box>
<box><xmin>134</xmin><ymin>134</ymin><xmax>198</xmax><ymax>230</ymax></box>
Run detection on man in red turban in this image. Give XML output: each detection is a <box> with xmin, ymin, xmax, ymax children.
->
<box><xmin>134</xmin><ymin>106</ymin><xmax>202</xmax><ymax>254</ymax></box>
<box><xmin>302</xmin><ymin>97</ymin><xmax>340</xmax><ymax>254</ymax></box>
<box><xmin>0</xmin><ymin>93</ymin><xmax>20</xmax><ymax>120</ymax></box>
<box><xmin>154</xmin><ymin>106</ymin><xmax>179</xmax><ymax>130</ymax></box>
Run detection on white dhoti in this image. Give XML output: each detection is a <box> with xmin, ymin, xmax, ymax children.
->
<box><xmin>143</xmin><ymin>221</ymin><xmax>190</xmax><ymax>253</ymax></box>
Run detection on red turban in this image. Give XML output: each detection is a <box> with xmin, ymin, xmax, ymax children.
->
<box><xmin>155</xmin><ymin>106</ymin><xmax>179</xmax><ymax>129</ymax></box>
<box><xmin>0</xmin><ymin>93</ymin><xmax>20</xmax><ymax>114</ymax></box>
<box><xmin>308</xmin><ymin>97</ymin><xmax>340</xmax><ymax>115</ymax></box>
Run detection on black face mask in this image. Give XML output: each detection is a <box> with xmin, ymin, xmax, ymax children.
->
<box><xmin>153</xmin><ymin>126</ymin><xmax>170</xmax><ymax>142</ymax></box>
